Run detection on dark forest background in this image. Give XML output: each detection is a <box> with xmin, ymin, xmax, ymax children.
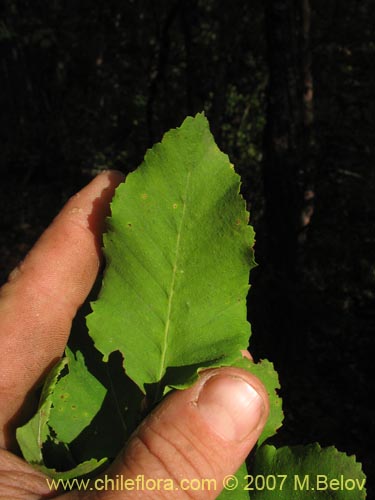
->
<box><xmin>1</xmin><ymin>0</ymin><xmax>374</xmax><ymax>497</ymax></box>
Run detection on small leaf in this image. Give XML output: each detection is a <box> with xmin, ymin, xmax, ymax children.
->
<box><xmin>17</xmin><ymin>348</ymin><xmax>107</xmax><ymax>475</ymax></box>
<box><xmin>16</xmin><ymin>357</ymin><xmax>68</xmax><ymax>464</ymax></box>
<box><xmin>69</xmin><ymin>351</ymin><xmax>144</xmax><ymax>464</ymax></box>
<box><xmin>48</xmin><ymin>347</ymin><xmax>106</xmax><ymax>443</ymax></box>
<box><xmin>251</xmin><ymin>443</ymin><xmax>367</xmax><ymax>499</ymax></box>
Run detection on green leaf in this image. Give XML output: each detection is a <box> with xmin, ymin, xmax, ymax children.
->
<box><xmin>87</xmin><ymin>113</ymin><xmax>260</xmax><ymax>405</ymax></box>
<box><xmin>16</xmin><ymin>348</ymin><xmax>107</xmax><ymax>476</ymax></box>
<box><xmin>251</xmin><ymin>444</ymin><xmax>367</xmax><ymax>499</ymax></box>
<box><xmin>218</xmin><ymin>462</ymin><xmax>250</xmax><ymax>499</ymax></box>
<box><xmin>48</xmin><ymin>347</ymin><xmax>106</xmax><ymax>443</ymax></box>
<box><xmin>16</xmin><ymin>357</ymin><xmax>68</xmax><ymax>464</ymax></box>
<box><xmin>68</xmin><ymin>351</ymin><xmax>144</xmax><ymax>464</ymax></box>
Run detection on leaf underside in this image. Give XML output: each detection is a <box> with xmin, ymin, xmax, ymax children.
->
<box><xmin>88</xmin><ymin>113</ymin><xmax>257</xmax><ymax>402</ymax></box>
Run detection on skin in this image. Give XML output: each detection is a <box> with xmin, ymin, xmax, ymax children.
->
<box><xmin>0</xmin><ymin>171</ymin><xmax>269</xmax><ymax>499</ymax></box>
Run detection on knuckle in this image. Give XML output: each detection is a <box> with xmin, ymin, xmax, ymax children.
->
<box><xmin>120</xmin><ymin>420</ymin><xmax>218</xmax><ymax>499</ymax></box>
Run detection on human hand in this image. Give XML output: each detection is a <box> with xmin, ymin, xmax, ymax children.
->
<box><xmin>0</xmin><ymin>171</ymin><xmax>269</xmax><ymax>499</ymax></box>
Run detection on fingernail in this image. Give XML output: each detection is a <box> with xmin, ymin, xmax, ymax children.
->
<box><xmin>197</xmin><ymin>375</ymin><xmax>265</xmax><ymax>441</ymax></box>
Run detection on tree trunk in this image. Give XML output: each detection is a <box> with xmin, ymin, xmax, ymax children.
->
<box><xmin>253</xmin><ymin>0</ymin><xmax>314</xmax><ymax>361</ymax></box>
<box><xmin>299</xmin><ymin>0</ymin><xmax>315</xmax><ymax>242</ymax></box>
<box><xmin>263</xmin><ymin>0</ymin><xmax>302</xmax><ymax>279</ymax></box>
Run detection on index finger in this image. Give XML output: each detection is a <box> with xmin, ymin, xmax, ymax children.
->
<box><xmin>0</xmin><ymin>170</ymin><xmax>124</xmax><ymax>448</ymax></box>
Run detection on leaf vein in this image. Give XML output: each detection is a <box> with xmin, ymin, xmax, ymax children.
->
<box><xmin>156</xmin><ymin>170</ymin><xmax>192</xmax><ymax>396</ymax></box>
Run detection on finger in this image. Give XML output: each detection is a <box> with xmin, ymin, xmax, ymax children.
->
<box><xmin>0</xmin><ymin>170</ymin><xmax>124</xmax><ymax>447</ymax></box>
<box><xmin>241</xmin><ymin>349</ymin><xmax>253</xmax><ymax>362</ymax></box>
<box><xmin>66</xmin><ymin>367</ymin><xmax>269</xmax><ymax>500</ymax></box>
<box><xmin>0</xmin><ymin>449</ymin><xmax>55</xmax><ymax>499</ymax></box>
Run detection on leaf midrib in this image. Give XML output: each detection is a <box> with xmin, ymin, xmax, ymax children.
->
<box><xmin>156</xmin><ymin>170</ymin><xmax>192</xmax><ymax>397</ymax></box>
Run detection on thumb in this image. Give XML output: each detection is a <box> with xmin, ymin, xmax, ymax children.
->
<box><xmin>100</xmin><ymin>367</ymin><xmax>269</xmax><ymax>499</ymax></box>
